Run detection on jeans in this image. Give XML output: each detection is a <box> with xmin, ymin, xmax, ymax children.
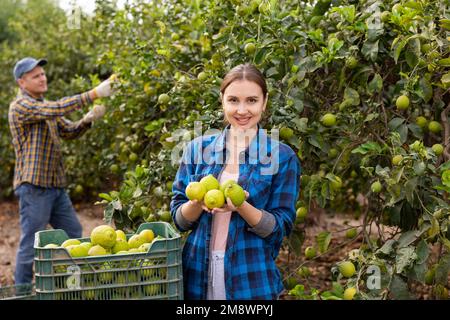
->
<box><xmin>14</xmin><ymin>183</ymin><xmax>82</xmax><ymax>285</ymax></box>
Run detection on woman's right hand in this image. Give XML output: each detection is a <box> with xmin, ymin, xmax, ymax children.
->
<box><xmin>187</xmin><ymin>200</ymin><xmax>211</xmax><ymax>213</ymax></box>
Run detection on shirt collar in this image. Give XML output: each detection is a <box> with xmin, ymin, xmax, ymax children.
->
<box><xmin>213</xmin><ymin>124</ymin><xmax>272</xmax><ymax>162</ymax></box>
<box><xmin>18</xmin><ymin>89</ymin><xmax>44</xmax><ymax>102</ymax></box>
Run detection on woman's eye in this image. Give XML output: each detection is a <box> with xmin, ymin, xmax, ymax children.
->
<box><xmin>228</xmin><ymin>98</ymin><xmax>238</xmax><ymax>103</ymax></box>
<box><xmin>248</xmin><ymin>98</ymin><xmax>257</xmax><ymax>103</ymax></box>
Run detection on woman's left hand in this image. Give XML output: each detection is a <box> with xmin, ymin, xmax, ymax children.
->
<box><xmin>211</xmin><ymin>191</ymin><xmax>250</xmax><ymax>214</ymax></box>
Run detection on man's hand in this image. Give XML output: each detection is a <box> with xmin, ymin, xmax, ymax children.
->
<box><xmin>92</xmin><ymin>74</ymin><xmax>118</xmax><ymax>99</ymax></box>
<box><xmin>82</xmin><ymin>104</ymin><xmax>106</xmax><ymax>124</ymax></box>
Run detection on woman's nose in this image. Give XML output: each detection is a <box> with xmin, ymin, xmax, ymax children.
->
<box><xmin>237</xmin><ymin>103</ymin><xmax>247</xmax><ymax>113</ymax></box>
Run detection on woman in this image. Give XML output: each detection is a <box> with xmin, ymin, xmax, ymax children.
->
<box><xmin>170</xmin><ymin>63</ymin><xmax>301</xmax><ymax>300</ymax></box>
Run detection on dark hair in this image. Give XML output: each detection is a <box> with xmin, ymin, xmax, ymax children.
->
<box><xmin>220</xmin><ymin>63</ymin><xmax>267</xmax><ymax>98</ymax></box>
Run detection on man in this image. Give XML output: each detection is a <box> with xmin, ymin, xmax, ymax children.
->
<box><xmin>8</xmin><ymin>57</ymin><xmax>115</xmax><ymax>286</ymax></box>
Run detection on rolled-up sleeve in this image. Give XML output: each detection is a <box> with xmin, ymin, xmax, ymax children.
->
<box><xmin>57</xmin><ymin>117</ymin><xmax>92</xmax><ymax>140</ymax></box>
<box><xmin>170</xmin><ymin>141</ymin><xmax>197</xmax><ymax>232</ymax></box>
<box><xmin>15</xmin><ymin>92</ymin><xmax>92</xmax><ymax>123</ymax></box>
<box><xmin>253</xmin><ymin>154</ymin><xmax>301</xmax><ymax>254</ymax></box>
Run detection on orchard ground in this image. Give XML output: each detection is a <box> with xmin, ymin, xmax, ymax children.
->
<box><xmin>0</xmin><ymin>200</ymin><xmax>443</xmax><ymax>300</ymax></box>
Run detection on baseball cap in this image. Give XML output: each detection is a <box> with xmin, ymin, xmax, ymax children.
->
<box><xmin>13</xmin><ymin>57</ymin><xmax>47</xmax><ymax>81</ymax></box>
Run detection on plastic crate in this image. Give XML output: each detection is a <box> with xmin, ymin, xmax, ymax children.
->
<box><xmin>0</xmin><ymin>283</ymin><xmax>35</xmax><ymax>300</ymax></box>
<box><xmin>33</xmin><ymin>222</ymin><xmax>183</xmax><ymax>300</ymax></box>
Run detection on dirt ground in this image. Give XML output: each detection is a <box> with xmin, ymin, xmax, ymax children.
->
<box><xmin>0</xmin><ymin>201</ymin><xmax>440</xmax><ymax>299</ymax></box>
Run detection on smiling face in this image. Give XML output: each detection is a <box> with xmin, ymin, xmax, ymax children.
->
<box><xmin>222</xmin><ymin>79</ymin><xmax>267</xmax><ymax>131</ymax></box>
<box><xmin>17</xmin><ymin>66</ymin><xmax>48</xmax><ymax>98</ymax></box>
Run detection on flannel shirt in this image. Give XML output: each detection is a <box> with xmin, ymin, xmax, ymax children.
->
<box><xmin>8</xmin><ymin>90</ymin><xmax>93</xmax><ymax>189</ymax></box>
<box><xmin>170</xmin><ymin>126</ymin><xmax>301</xmax><ymax>300</ymax></box>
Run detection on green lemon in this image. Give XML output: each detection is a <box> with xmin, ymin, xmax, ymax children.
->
<box><xmin>197</xmin><ymin>71</ymin><xmax>208</xmax><ymax>81</ymax></box>
<box><xmin>279</xmin><ymin>127</ymin><xmax>294</xmax><ymax>140</ymax></box>
<box><xmin>415</xmin><ymin>116</ymin><xmax>427</xmax><ymax>128</ymax></box>
<box><xmin>345</xmin><ymin>228</ymin><xmax>357</xmax><ymax>239</ymax></box>
<box><xmin>321</xmin><ymin>113</ymin><xmax>337</xmax><ymax>127</ymax></box>
<box><xmin>140</xmin><ymin>229</ymin><xmax>155</xmax><ymax>243</ymax></box>
<box><xmin>296</xmin><ymin>207</ymin><xmax>308</xmax><ymax>221</ymax></box>
<box><xmin>305</xmin><ymin>246</ymin><xmax>316</xmax><ymax>259</ymax></box>
<box><xmin>244</xmin><ymin>42</ymin><xmax>256</xmax><ymax>55</ymax></box>
<box><xmin>112</xmin><ymin>239</ymin><xmax>129</xmax><ymax>254</ymax></box>
<box><xmin>220</xmin><ymin>179</ymin><xmax>237</xmax><ymax>194</ymax></box>
<box><xmin>371</xmin><ymin>181</ymin><xmax>382</xmax><ymax>193</ymax></box>
<box><xmin>392</xmin><ymin>155</ymin><xmax>403</xmax><ymax>166</ymax></box>
<box><xmin>345</xmin><ymin>56</ymin><xmax>358</xmax><ymax>69</ymax></box>
<box><xmin>432</xmin><ymin>144</ymin><xmax>444</xmax><ymax>156</ymax></box>
<box><xmin>199</xmin><ymin>174</ymin><xmax>220</xmax><ymax>192</ymax></box>
<box><xmin>204</xmin><ymin>189</ymin><xmax>225</xmax><ymax>209</ymax></box>
<box><xmin>343</xmin><ymin>287</ymin><xmax>357</xmax><ymax>300</ymax></box>
<box><xmin>396</xmin><ymin>95</ymin><xmax>410</xmax><ymax>110</ymax></box>
<box><xmin>115</xmin><ymin>230</ymin><xmax>127</xmax><ymax>241</ymax></box>
<box><xmin>339</xmin><ymin>261</ymin><xmax>356</xmax><ymax>278</ymax></box>
<box><xmin>88</xmin><ymin>245</ymin><xmax>107</xmax><ymax>256</ymax></box>
<box><xmin>186</xmin><ymin>181</ymin><xmax>207</xmax><ymax>201</ymax></box>
<box><xmin>90</xmin><ymin>225</ymin><xmax>116</xmax><ymax>248</ymax></box>
<box><xmin>158</xmin><ymin>93</ymin><xmax>170</xmax><ymax>104</ymax></box>
<box><xmin>224</xmin><ymin>183</ymin><xmax>246</xmax><ymax>207</ymax></box>
<box><xmin>428</xmin><ymin>121</ymin><xmax>442</xmax><ymax>133</ymax></box>
<box><xmin>128</xmin><ymin>234</ymin><xmax>145</xmax><ymax>249</ymax></box>
<box><xmin>61</xmin><ymin>239</ymin><xmax>81</xmax><ymax>248</ymax></box>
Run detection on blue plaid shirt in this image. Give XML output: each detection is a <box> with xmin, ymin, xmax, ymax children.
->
<box><xmin>170</xmin><ymin>127</ymin><xmax>301</xmax><ymax>300</ymax></box>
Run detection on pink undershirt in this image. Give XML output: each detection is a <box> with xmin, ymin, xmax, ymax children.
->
<box><xmin>210</xmin><ymin>170</ymin><xmax>239</xmax><ymax>252</ymax></box>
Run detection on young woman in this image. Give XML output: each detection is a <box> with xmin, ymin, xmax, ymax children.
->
<box><xmin>170</xmin><ymin>64</ymin><xmax>301</xmax><ymax>300</ymax></box>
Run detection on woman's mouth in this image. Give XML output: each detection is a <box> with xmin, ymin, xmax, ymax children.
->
<box><xmin>234</xmin><ymin>117</ymin><xmax>251</xmax><ymax>125</ymax></box>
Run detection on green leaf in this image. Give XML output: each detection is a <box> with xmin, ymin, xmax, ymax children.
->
<box><xmin>378</xmin><ymin>239</ymin><xmax>396</xmax><ymax>255</ymax></box>
<box><xmin>435</xmin><ymin>253</ymin><xmax>450</xmax><ymax>285</ymax></box>
<box><xmin>395</xmin><ymin>246</ymin><xmax>417</xmax><ymax>274</ymax></box>
<box><xmin>316</xmin><ymin>231</ymin><xmax>332</xmax><ymax>253</ymax></box>
<box><xmin>292</xmin><ymin>117</ymin><xmax>308</xmax><ymax>133</ymax></box>
<box><xmin>343</xmin><ymin>87</ymin><xmax>360</xmax><ymax>106</ymax></box>
<box><xmin>388</xmin><ymin>117</ymin><xmax>405</xmax><ymax>130</ymax></box>
<box><xmin>308</xmin><ymin>134</ymin><xmax>325</xmax><ymax>150</ymax></box>
<box><xmin>362</xmin><ymin>40</ymin><xmax>379</xmax><ymax>62</ymax></box>
<box><xmin>418</xmin><ymin>78</ymin><xmax>433</xmax><ymax>103</ymax></box>
<box><xmin>397</xmin><ymin>230</ymin><xmax>419</xmax><ymax>248</ymax></box>
<box><xmin>98</xmin><ymin>193</ymin><xmax>113</xmax><ymax>202</ymax></box>
<box><xmin>441</xmin><ymin>72</ymin><xmax>450</xmax><ymax>85</ymax></box>
<box><xmin>104</xmin><ymin>202</ymin><xmax>115</xmax><ymax>224</ymax></box>
<box><xmin>390</xmin><ymin>275</ymin><xmax>413</xmax><ymax>300</ymax></box>
<box><xmin>133</xmin><ymin>187</ymin><xmax>143</xmax><ymax>198</ymax></box>
<box><xmin>416</xmin><ymin>240</ymin><xmax>429</xmax><ymax>265</ymax></box>
<box><xmin>135</xmin><ymin>166</ymin><xmax>144</xmax><ymax>178</ymax></box>
<box><xmin>392</xmin><ymin>37</ymin><xmax>408</xmax><ymax>64</ymax></box>
<box><xmin>405</xmin><ymin>177</ymin><xmax>418</xmax><ymax>204</ymax></box>
<box><xmin>364</xmin><ymin>113</ymin><xmax>379</xmax><ymax>122</ymax></box>
<box><xmin>351</xmin><ymin>141</ymin><xmax>383</xmax><ymax>155</ymax></box>
<box><xmin>368</xmin><ymin>73</ymin><xmax>383</xmax><ymax>94</ymax></box>
<box><xmin>111</xmin><ymin>199</ymin><xmax>123</xmax><ymax>211</ymax></box>
<box><xmin>289</xmin><ymin>230</ymin><xmax>305</xmax><ymax>256</ymax></box>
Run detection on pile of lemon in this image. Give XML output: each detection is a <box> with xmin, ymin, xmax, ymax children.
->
<box><xmin>43</xmin><ymin>225</ymin><xmax>159</xmax><ymax>257</ymax></box>
<box><xmin>185</xmin><ymin>174</ymin><xmax>246</xmax><ymax>209</ymax></box>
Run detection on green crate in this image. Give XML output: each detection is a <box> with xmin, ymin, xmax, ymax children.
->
<box><xmin>0</xmin><ymin>283</ymin><xmax>35</xmax><ymax>300</ymax></box>
<box><xmin>34</xmin><ymin>222</ymin><xmax>183</xmax><ymax>300</ymax></box>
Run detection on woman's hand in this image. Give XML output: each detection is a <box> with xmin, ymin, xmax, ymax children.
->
<box><xmin>211</xmin><ymin>191</ymin><xmax>249</xmax><ymax>214</ymax></box>
<box><xmin>187</xmin><ymin>199</ymin><xmax>212</xmax><ymax>213</ymax></box>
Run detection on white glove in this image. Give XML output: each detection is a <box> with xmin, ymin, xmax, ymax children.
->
<box><xmin>93</xmin><ymin>74</ymin><xmax>117</xmax><ymax>98</ymax></box>
<box><xmin>82</xmin><ymin>104</ymin><xmax>106</xmax><ymax>124</ymax></box>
